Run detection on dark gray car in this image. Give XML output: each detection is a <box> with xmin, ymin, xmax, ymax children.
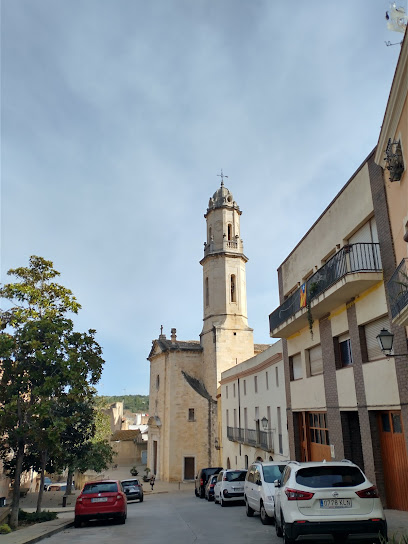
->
<box><xmin>121</xmin><ymin>478</ymin><xmax>144</xmax><ymax>502</ymax></box>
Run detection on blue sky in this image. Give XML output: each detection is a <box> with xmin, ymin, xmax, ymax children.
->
<box><xmin>1</xmin><ymin>1</ymin><xmax>404</xmax><ymax>396</ymax></box>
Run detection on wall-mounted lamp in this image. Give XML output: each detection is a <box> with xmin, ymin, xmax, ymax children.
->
<box><xmin>214</xmin><ymin>438</ymin><xmax>220</xmax><ymax>450</ymax></box>
<box><xmin>261</xmin><ymin>417</ymin><xmax>268</xmax><ymax>430</ymax></box>
<box><xmin>376</xmin><ymin>328</ymin><xmax>408</xmax><ymax>357</ymax></box>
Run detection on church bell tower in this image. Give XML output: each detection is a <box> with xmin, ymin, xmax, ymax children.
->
<box><xmin>200</xmin><ymin>175</ymin><xmax>254</xmax><ymax>394</ymax></box>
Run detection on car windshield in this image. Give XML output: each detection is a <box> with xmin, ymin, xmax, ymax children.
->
<box><xmin>226</xmin><ymin>471</ymin><xmax>246</xmax><ymax>482</ymax></box>
<box><xmin>123</xmin><ymin>480</ymin><xmax>139</xmax><ymax>487</ymax></box>
<box><xmin>296</xmin><ymin>466</ymin><xmax>365</xmax><ymax>488</ymax></box>
<box><xmin>262</xmin><ymin>465</ymin><xmax>286</xmax><ymax>483</ymax></box>
<box><xmin>82</xmin><ymin>482</ymin><xmax>118</xmax><ymax>494</ymax></box>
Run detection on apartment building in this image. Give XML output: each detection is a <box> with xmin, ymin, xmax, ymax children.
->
<box><xmin>269</xmin><ymin>148</ymin><xmax>408</xmax><ymax>510</ymax></box>
<box><xmin>220</xmin><ymin>341</ymin><xmax>288</xmax><ymax>469</ymax></box>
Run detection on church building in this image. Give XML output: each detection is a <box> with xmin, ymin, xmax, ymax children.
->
<box><xmin>147</xmin><ymin>180</ymin><xmax>269</xmax><ymax>481</ymax></box>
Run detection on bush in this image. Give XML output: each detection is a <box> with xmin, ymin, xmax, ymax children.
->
<box><xmin>0</xmin><ymin>524</ymin><xmax>12</xmax><ymax>534</ymax></box>
<box><xmin>18</xmin><ymin>510</ymin><xmax>58</xmax><ymax>524</ymax></box>
<box><xmin>130</xmin><ymin>466</ymin><xmax>139</xmax><ymax>476</ymax></box>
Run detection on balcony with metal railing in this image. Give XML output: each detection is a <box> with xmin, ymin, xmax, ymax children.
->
<box><xmin>269</xmin><ymin>243</ymin><xmax>383</xmax><ymax>338</ymax></box>
<box><xmin>227</xmin><ymin>426</ymin><xmax>274</xmax><ymax>452</ymax></box>
<box><xmin>387</xmin><ymin>258</ymin><xmax>408</xmax><ymax>326</ymax></box>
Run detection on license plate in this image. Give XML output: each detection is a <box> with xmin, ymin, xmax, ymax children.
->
<box><xmin>233</xmin><ymin>487</ymin><xmax>243</xmax><ymax>492</ymax></box>
<box><xmin>91</xmin><ymin>497</ymin><xmax>108</xmax><ymax>503</ymax></box>
<box><xmin>320</xmin><ymin>499</ymin><xmax>352</xmax><ymax>508</ymax></box>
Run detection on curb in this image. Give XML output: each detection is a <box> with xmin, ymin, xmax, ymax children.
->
<box><xmin>19</xmin><ymin>521</ymin><xmax>74</xmax><ymax>544</ymax></box>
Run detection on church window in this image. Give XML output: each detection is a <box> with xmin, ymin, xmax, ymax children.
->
<box><xmin>188</xmin><ymin>408</ymin><xmax>195</xmax><ymax>422</ymax></box>
<box><xmin>265</xmin><ymin>371</ymin><xmax>269</xmax><ymax>390</ymax></box>
<box><xmin>228</xmin><ymin>224</ymin><xmax>232</xmax><ymax>240</ymax></box>
<box><xmin>233</xmin><ymin>383</ymin><xmax>236</xmax><ymax>397</ymax></box>
<box><xmin>156</xmin><ymin>375</ymin><xmax>160</xmax><ymax>390</ymax></box>
<box><xmin>209</xmin><ymin>226</ymin><xmax>212</xmax><ymax>241</ymax></box>
<box><xmin>243</xmin><ymin>379</ymin><xmax>246</xmax><ymax>395</ymax></box>
<box><xmin>231</xmin><ymin>274</ymin><xmax>236</xmax><ymax>302</ymax></box>
<box><xmin>226</xmin><ymin>385</ymin><xmax>228</xmax><ymax>399</ymax></box>
<box><xmin>227</xmin><ymin>457</ymin><xmax>231</xmax><ymax>469</ymax></box>
<box><xmin>205</xmin><ymin>277</ymin><xmax>209</xmax><ymax>306</ymax></box>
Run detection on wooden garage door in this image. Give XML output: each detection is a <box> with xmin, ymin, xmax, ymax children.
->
<box><xmin>378</xmin><ymin>411</ymin><xmax>408</xmax><ymax>511</ymax></box>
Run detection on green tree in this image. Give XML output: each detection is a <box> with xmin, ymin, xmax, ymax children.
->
<box><xmin>0</xmin><ymin>257</ymin><xmax>104</xmax><ymax>528</ymax></box>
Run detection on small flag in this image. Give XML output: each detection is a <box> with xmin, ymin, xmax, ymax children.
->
<box><xmin>300</xmin><ymin>283</ymin><xmax>307</xmax><ymax>308</ymax></box>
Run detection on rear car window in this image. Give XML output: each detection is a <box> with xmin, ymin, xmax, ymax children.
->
<box><xmin>226</xmin><ymin>471</ymin><xmax>246</xmax><ymax>482</ymax></box>
<box><xmin>262</xmin><ymin>464</ymin><xmax>286</xmax><ymax>483</ymax></box>
<box><xmin>122</xmin><ymin>480</ymin><xmax>140</xmax><ymax>487</ymax></box>
<box><xmin>82</xmin><ymin>482</ymin><xmax>118</xmax><ymax>494</ymax></box>
<box><xmin>296</xmin><ymin>466</ymin><xmax>365</xmax><ymax>488</ymax></box>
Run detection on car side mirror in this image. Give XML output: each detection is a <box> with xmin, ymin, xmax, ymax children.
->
<box><xmin>274</xmin><ymin>479</ymin><xmax>281</xmax><ymax>488</ymax></box>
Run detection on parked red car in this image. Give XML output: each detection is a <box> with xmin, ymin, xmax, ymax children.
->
<box><xmin>74</xmin><ymin>480</ymin><xmax>127</xmax><ymax>527</ymax></box>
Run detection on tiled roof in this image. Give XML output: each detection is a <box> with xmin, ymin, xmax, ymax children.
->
<box><xmin>111</xmin><ymin>429</ymin><xmax>141</xmax><ymax>442</ymax></box>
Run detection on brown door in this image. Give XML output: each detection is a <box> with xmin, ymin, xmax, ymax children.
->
<box><xmin>184</xmin><ymin>457</ymin><xmax>195</xmax><ymax>480</ymax></box>
<box><xmin>378</xmin><ymin>411</ymin><xmax>408</xmax><ymax>510</ymax></box>
<box><xmin>308</xmin><ymin>412</ymin><xmax>331</xmax><ymax>462</ymax></box>
<box><xmin>153</xmin><ymin>440</ymin><xmax>158</xmax><ymax>475</ymax></box>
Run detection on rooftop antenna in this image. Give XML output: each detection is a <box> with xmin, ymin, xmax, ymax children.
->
<box><xmin>385</xmin><ymin>2</ymin><xmax>407</xmax><ymax>45</ymax></box>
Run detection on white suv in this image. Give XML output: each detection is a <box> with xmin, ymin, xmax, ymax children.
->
<box><xmin>214</xmin><ymin>469</ymin><xmax>247</xmax><ymax>506</ymax></box>
<box><xmin>274</xmin><ymin>460</ymin><xmax>387</xmax><ymax>544</ymax></box>
<box><xmin>244</xmin><ymin>461</ymin><xmax>288</xmax><ymax>524</ymax></box>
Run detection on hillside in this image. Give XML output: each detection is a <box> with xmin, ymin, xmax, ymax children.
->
<box><xmin>98</xmin><ymin>394</ymin><xmax>149</xmax><ymax>413</ymax></box>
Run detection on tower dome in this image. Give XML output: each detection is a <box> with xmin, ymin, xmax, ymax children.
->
<box><xmin>207</xmin><ymin>181</ymin><xmax>239</xmax><ymax>212</ymax></box>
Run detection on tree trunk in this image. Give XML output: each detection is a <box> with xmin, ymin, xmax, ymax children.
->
<box><xmin>10</xmin><ymin>442</ymin><xmax>25</xmax><ymax>530</ymax></box>
<box><xmin>36</xmin><ymin>451</ymin><xmax>47</xmax><ymax>513</ymax></box>
<box><xmin>66</xmin><ymin>469</ymin><xmax>74</xmax><ymax>495</ymax></box>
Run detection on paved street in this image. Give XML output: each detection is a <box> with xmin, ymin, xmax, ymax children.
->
<box><xmin>45</xmin><ymin>493</ymin><xmax>279</xmax><ymax>544</ymax></box>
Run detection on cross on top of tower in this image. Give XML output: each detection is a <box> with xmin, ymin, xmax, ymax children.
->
<box><xmin>217</xmin><ymin>169</ymin><xmax>228</xmax><ymax>187</ymax></box>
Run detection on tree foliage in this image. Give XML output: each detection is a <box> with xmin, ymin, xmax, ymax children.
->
<box><xmin>0</xmin><ymin>256</ymin><xmax>105</xmax><ymax>527</ymax></box>
<box><xmin>98</xmin><ymin>394</ymin><xmax>149</xmax><ymax>412</ymax></box>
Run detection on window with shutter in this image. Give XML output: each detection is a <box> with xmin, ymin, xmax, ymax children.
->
<box><xmin>308</xmin><ymin>344</ymin><xmax>323</xmax><ymax>376</ymax></box>
<box><xmin>290</xmin><ymin>353</ymin><xmax>302</xmax><ymax>381</ymax></box>
<box><xmin>365</xmin><ymin>315</ymin><xmax>390</xmax><ymax>361</ymax></box>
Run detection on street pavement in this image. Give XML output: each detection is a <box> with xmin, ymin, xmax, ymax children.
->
<box><xmin>1</xmin><ymin>477</ymin><xmax>408</xmax><ymax>543</ymax></box>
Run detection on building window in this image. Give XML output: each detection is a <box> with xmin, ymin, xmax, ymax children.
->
<box><xmin>156</xmin><ymin>375</ymin><xmax>160</xmax><ymax>390</ymax></box>
<box><xmin>337</xmin><ymin>334</ymin><xmax>353</xmax><ymax>367</ymax></box>
<box><xmin>275</xmin><ymin>366</ymin><xmax>279</xmax><ymax>387</ymax></box>
<box><xmin>309</xmin><ymin>412</ymin><xmax>329</xmax><ymax>445</ymax></box>
<box><xmin>243</xmin><ymin>379</ymin><xmax>246</xmax><ymax>395</ymax></box>
<box><xmin>231</xmin><ymin>274</ymin><xmax>236</xmax><ymax>302</ymax></box>
<box><xmin>205</xmin><ymin>277</ymin><xmax>209</xmax><ymax>307</ymax></box>
<box><xmin>244</xmin><ymin>455</ymin><xmax>249</xmax><ymax>469</ymax></box>
<box><xmin>233</xmin><ymin>383</ymin><xmax>236</xmax><ymax>397</ymax></box>
<box><xmin>363</xmin><ymin>315</ymin><xmax>390</xmax><ymax>362</ymax></box>
<box><xmin>228</xmin><ymin>224</ymin><xmax>232</xmax><ymax>240</ymax></box>
<box><xmin>188</xmin><ymin>408</ymin><xmax>195</xmax><ymax>422</ymax></box>
<box><xmin>254</xmin><ymin>375</ymin><xmax>258</xmax><ymax>393</ymax></box>
<box><xmin>226</xmin><ymin>385</ymin><xmax>228</xmax><ymax>399</ymax></box>
<box><xmin>307</xmin><ymin>344</ymin><xmax>323</xmax><ymax>376</ymax></box>
<box><xmin>226</xmin><ymin>409</ymin><xmax>229</xmax><ymax>428</ymax></box>
<box><xmin>265</xmin><ymin>371</ymin><xmax>269</xmax><ymax>390</ymax></box>
<box><xmin>289</xmin><ymin>353</ymin><xmax>302</xmax><ymax>381</ymax></box>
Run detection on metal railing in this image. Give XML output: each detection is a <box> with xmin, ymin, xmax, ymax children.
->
<box><xmin>269</xmin><ymin>243</ymin><xmax>382</xmax><ymax>332</ymax></box>
<box><xmin>387</xmin><ymin>258</ymin><xmax>408</xmax><ymax>319</ymax></box>
<box><xmin>227</xmin><ymin>426</ymin><xmax>274</xmax><ymax>451</ymax></box>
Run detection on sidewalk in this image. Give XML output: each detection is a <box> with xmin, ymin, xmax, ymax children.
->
<box><xmin>1</xmin><ymin>484</ymin><xmax>407</xmax><ymax>544</ymax></box>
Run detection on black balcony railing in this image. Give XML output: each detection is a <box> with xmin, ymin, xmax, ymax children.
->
<box><xmin>227</xmin><ymin>426</ymin><xmax>274</xmax><ymax>451</ymax></box>
<box><xmin>387</xmin><ymin>258</ymin><xmax>408</xmax><ymax>320</ymax></box>
<box><xmin>269</xmin><ymin>243</ymin><xmax>382</xmax><ymax>333</ymax></box>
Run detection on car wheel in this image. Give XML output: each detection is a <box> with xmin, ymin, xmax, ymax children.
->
<box><xmin>282</xmin><ymin>516</ymin><xmax>295</xmax><ymax>544</ymax></box>
<box><xmin>245</xmin><ymin>499</ymin><xmax>254</xmax><ymax>517</ymax></box>
<box><xmin>220</xmin><ymin>498</ymin><xmax>226</xmax><ymax>507</ymax></box>
<box><xmin>195</xmin><ymin>488</ymin><xmax>199</xmax><ymax>497</ymax></box>
<box><xmin>118</xmin><ymin>514</ymin><xmax>126</xmax><ymax>525</ymax></box>
<box><xmin>260</xmin><ymin>503</ymin><xmax>272</xmax><ymax>525</ymax></box>
<box><xmin>139</xmin><ymin>495</ymin><xmax>143</xmax><ymax>502</ymax></box>
<box><xmin>74</xmin><ymin>516</ymin><xmax>81</xmax><ymax>529</ymax></box>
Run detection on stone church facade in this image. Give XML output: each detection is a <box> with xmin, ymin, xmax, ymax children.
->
<box><xmin>147</xmin><ymin>181</ymin><xmax>269</xmax><ymax>481</ymax></box>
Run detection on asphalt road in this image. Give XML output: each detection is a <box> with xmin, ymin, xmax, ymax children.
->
<box><xmin>46</xmin><ymin>493</ymin><xmax>282</xmax><ymax>544</ymax></box>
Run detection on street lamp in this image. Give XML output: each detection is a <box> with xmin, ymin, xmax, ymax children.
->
<box><xmin>261</xmin><ymin>417</ymin><xmax>268</xmax><ymax>430</ymax></box>
<box><xmin>376</xmin><ymin>328</ymin><xmax>408</xmax><ymax>357</ymax></box>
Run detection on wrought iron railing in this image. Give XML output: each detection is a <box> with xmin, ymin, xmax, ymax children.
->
<box><xmin>387</xmin><ymin>258</ymin><xmax>408</xmax><ymax>319</ymax></box>
<box><xmin>269</xmin><ymin>243</ymin><xmax>382</xmax><ymax>332</ymax></box>
<box><xmin>227</xmin><ymin>426</ymin><xmax>274</xmax><ymax>451</ymax></box>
